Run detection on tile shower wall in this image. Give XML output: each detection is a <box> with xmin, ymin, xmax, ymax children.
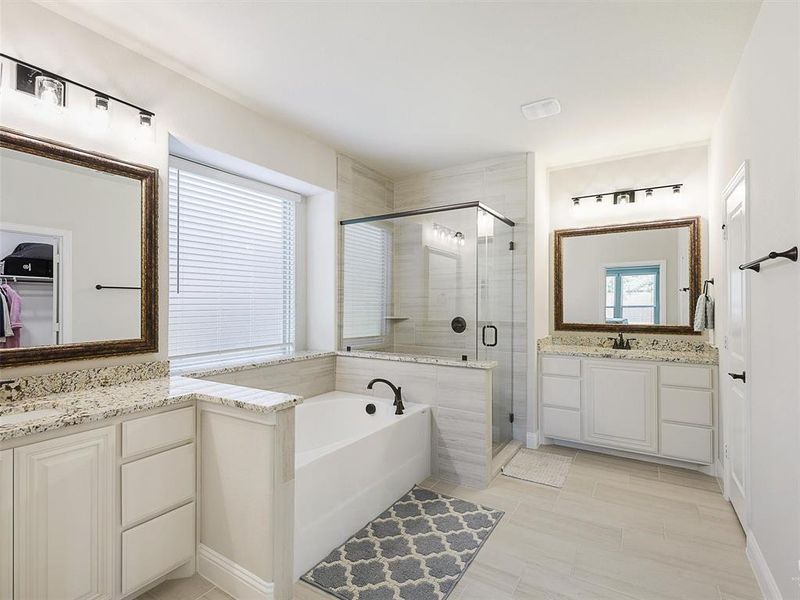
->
<box><xmin>394</xmin><ymin>155</ymin><xmax>530</xmax><ymax>443</ymax></box>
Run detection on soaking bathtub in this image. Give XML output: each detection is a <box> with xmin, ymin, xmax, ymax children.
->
<box><xmin>294</xmin><ymin>391</ymin><xmax>431</xmax><ymax>578</ymax></box>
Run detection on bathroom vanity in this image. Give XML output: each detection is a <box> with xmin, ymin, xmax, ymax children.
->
<box><xmin>0</xmin><ymin>375</ymin><xmax>298</xmax><ymax>600</ymax></box>
<box><xmin>538</xmin><ymin>338</ymin><xmax>718</xmax><ymax>468</ymax></box>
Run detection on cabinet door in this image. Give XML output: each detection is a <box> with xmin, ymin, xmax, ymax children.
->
<box><xmin>583</xmin><ymin>361</ymin><xmax>658</xmax><ymax>453</ymax></box>
<box><xmin>14</xmin><ymin>426</ymin><xmax>115</xmax><ymax>600</ymax></box>
<box><xmin>0</xmin><ymin>450</ymin><xmax>12</xmax><ymax>600</ymax></box>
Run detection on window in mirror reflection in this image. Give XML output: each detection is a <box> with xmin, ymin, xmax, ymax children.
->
<box><xmin>605</xmin><ymin>266</ymin><xmax>661</xmax><ymax>325</ymax></box>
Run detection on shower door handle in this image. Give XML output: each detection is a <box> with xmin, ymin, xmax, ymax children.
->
<box><xmin>482</xmin><ymin>325</ymin><xmax>498</xmax><ymax>347</ymax></box>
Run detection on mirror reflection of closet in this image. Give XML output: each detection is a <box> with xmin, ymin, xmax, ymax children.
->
<box><xmin>0</xmin><ymin>226</ymin><xmax>67</xmax><ymax>348</ymax></box>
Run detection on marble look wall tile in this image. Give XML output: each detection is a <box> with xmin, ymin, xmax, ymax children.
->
<box><xmin>0</xmin><ymin>360</ymin><xmax>170</xmax><ymax>403</ymax></box>
<box><xmin>435</xmin><ymin>366</ymin><xmax>492</xmax><ymax>414</ymax></box>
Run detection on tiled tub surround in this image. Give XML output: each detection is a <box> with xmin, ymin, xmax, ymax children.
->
<box><xmin>538</xmin><ymin>336</ymin><xmax>719</xmax><ymax>365</ymax></box>
<box><xmin>336</xmin><ymin>355</ymin><xmax>494</xmax><ymax>488</ymax></box>
<box><xmin>0</xmin><ymin>376</ymin><xmax>299</xmax><ymax>600</ymax></box>
<box><xmin>294</xmin><ymin>391</ymin><xmax>431</xmax><ymax>579</ymax></box>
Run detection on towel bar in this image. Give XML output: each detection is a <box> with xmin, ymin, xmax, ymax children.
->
<box><xmin>739</xmin><ymin>246</ymin><xmax>797</xmax><ymax>272</ymax></box>
<box><xmin>95</xmin><ymin>284</ymin><xmax>141</xmax><ymax>290</ymax></box>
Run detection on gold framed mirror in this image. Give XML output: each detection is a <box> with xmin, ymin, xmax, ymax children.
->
<box><xmin>0</xmin><ymin>128</ymin><xmax>158</xmax><ymax>366</ymax></box>
<box><xmin>554</xmin><ymin>217</ymin><xmax>701</xmax><ymax>335</ymax></box>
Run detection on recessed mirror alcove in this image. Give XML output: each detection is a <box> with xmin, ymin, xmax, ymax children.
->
<box><xmin>0</xmin><ymin>128</ymin><xmax>158</xmax><ymax>366</ymax></box>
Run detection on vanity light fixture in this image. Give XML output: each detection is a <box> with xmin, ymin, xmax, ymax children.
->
<box><xmin>571</xmin><ymin>183</ymin><xmax>683</xmax><ymax>207</ymax></box>
<box><xmin>2</xmin><ymin>53</ymin><xmax>155</xmax><ymax>129</ymax></box>
<box><xmin>94</xmin><ymin>94</ymin><xmax>109</xmax><ymax>111</ymax></box>
<box><xmin>35</xmin><ymin>75</ymin><xmax>65</xmax><ymax>107</ymax></box>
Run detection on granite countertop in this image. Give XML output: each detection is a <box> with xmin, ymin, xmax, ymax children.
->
<box><xmin>183</xmin><ymin>350</ymin><xmax>336</xmax><ymax>378</ymax></box>
<box><xmin>336</xmin><ymin>350</ymin><xmax>498</xmax><ymax>370</ymax></box>
<box><xmin>538</xmin><ymin>338</ymin><xmax>718</xmax><ymax>365</ymax></box>
<box><xmin>0</xmin><ymin>376</ymin><xmax>302</xmax><ymax>442</ymax></box>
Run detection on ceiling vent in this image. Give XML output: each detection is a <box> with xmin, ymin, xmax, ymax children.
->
<box><xmin>521</xmin><ymin>97</ymin><xmax>561</xmax><ymax>121</ymax></box>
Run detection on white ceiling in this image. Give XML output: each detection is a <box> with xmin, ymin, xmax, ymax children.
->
<box><xmin>37</xmin><ymin>1</ymin><xmax>760</xmax><ymax>178</ymax></box>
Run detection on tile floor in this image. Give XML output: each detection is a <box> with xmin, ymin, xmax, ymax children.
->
<box><xmin>141</xmin><ymin>446</ymin><xmax>762</xmax><ymax>600</ymax></box>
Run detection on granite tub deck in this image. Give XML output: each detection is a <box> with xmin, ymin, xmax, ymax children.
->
<box><xmin>0</xmin><ymin>376</ymin><xmax>301</xmax><ymax>442</ymax></box>
<box><xmin>538</xmin><ymin>336</ymin><xmax>719</xmax><ymax>365</ymax></box>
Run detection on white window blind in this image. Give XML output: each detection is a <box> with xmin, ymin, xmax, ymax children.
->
<box><xmin>168</xmin><ymin>157</ymin><xmax>300</xmax><ymax>372</ymax></box>
<box><xmin>342</xmin><ymin>222</ymin><xmax>391</xmax><ymax>342</ymax></box>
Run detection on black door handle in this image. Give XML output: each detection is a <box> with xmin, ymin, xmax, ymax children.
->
<box><xmin>482</xmin><ymin>325</ymin><xmax>498</xmax><ymax>347</ymax></box>
<box><xmin>728</xmin><ymin>371</ymin><xmax>746</xmax><ymax>383</ymax></box>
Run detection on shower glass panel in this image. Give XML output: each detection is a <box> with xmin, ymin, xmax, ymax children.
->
<box><xmin>477</xmin><ymin>209</ymin><xmax>514</xmax><ymax>455</ymax></box>
<box><xmin>340</xmin><ymin>203</ymin><xmax>515</xmax><ymax>454</ymax></box>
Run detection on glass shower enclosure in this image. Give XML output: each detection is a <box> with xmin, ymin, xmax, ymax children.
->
<box><xmin>340</xmin><ymin>202</ymin><xmax>515</xmax><ymax>455</ymax></box>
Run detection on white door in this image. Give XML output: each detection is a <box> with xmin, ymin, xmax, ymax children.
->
<box><xmin>0</xmin><ymin>450</ymin><xmax>12</xmax><ymax>600</ymax></box>
<box><xmin>723</xmin><ymin>163</ymin><xmax>750</xmax><ymax>529</ymax></box>
<box><xmin>582</xmin><ymin>360</ymin><xmax>658</xmax><ymax>453</ymax></box>
<box><xmin>14</xmin><ymin>427</ymin><xmax>115</xmax><ymax>600</ymax></box>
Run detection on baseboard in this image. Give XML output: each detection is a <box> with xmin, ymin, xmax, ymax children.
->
<box><xmin>746</xmin><ymin>534</ymin><xmax>783</xmax><ymax>600</ymax></box>
<box><xmin>198</xmin><ymin>544</ymin><xmax>273</xmax><ymax>600</ymax></box>
<box><xmin>526</xmin><ymin>431</ymin><xmax>540</xmax><ymax>449</ymax></box>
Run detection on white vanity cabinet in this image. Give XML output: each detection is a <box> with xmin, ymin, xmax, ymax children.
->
<box><xmin>14</xmin><ymin>426</ymin><xmax>115</xmax><ymax>600</ymax></box>
<box><xmin>540</xmin><ymin>354</ymin><xmax>716</xmax><ymax>466</ymax></box>
<box><xmin>583</xmin><ymin>360</ymin><xmax>658</xmax><ymax>454</ymax></box>
<box><xmin>1</xmin><ymin>449</ymin><xmax>12</xmax><ymax>600</ymax></box>
<box><xmin>3</xmin><ymin>405</ymin><xmax>197</xmax><ymax>600</ymax></box>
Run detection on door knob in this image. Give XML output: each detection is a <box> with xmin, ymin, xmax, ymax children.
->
<box><xmin>728</xmin><ymin>371</ymin><xmax>746</xmax><ymax>383</ymax></box>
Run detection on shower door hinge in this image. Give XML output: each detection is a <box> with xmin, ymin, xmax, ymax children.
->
<box><xmin>508</xmin><ymin>241</ymin><xmax>515</xmax><ymax>251</ymax></box>
<box><xmin>509</xmin><ymin>412</ymin><xmax>514</xmax><ymax>423</ymax></box>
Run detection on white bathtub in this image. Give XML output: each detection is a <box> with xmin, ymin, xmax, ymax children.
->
<box><xmin>294</xmin><ymin>391</ymin><xmax>431</xmax><ymax>579</ymax></box>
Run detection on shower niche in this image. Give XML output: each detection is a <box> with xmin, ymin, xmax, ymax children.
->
<box><xmin>341</xmin><ymin>202</ymin><xmax>515</xmax><ymax>453</ymax></box>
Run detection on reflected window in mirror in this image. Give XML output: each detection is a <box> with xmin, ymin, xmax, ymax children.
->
<box><xmin>604</xmin><ymin>265</ymin><xmax>662</xmax><ymax>325</ymax></box>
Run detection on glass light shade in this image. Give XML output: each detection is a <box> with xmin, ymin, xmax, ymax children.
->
<box><xmin>35</xmin><ymin>75</ymin><xmax>64</xmax><ymax>107</ymax></box>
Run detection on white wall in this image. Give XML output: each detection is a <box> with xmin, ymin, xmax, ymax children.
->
<box><xmin>548</xmin><ymin>145</ymin><xmax>709</xmax><ymax>337</ymax></box>
<box><xmin>708</xmin><ymin>2</ymin><xmax>799</xmax><ymax>596</ymax></box>
<box><xmin>0</xmin><ymin>0</ymin><xmax>337</xmax><ymax>377</ymax></box>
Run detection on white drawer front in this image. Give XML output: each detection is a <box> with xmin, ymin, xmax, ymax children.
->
<box><xmin>660</xmin><ymin>423</ymin><xmax>713</xmax><ymax>464</ymax></box>
<box><xmin>122</xmin><ymin>443</ymin><xmax>195</xmax><ymax>528</ymax></box>
<box><xmin>541</xmin><ymin>356</ymin><xmax>581</xmax><ymax>377</ymax></box>
<box><xmin>661</xmin><ymin>387</ymin><xmax>712</xmax><ymax>426</ymax></box>
<box><xmin>122</xmin><ymin>502</ymin><xmax>195</xmax><ymax>595</ymax></box>
<box><xmin>541</xmin><ymin>376</ymin><xmax>581</xmax><ymax>409</ymax></box>
<box><xmin>660</xmin><ymin>365</ymin><xmax>713</xmax><ymax>389</ymax></box>
<box><xmin>543</xmin><ymin>407</ymin><xmax>580</xmax><ymax>441</ymax></box>
<box><xmin>122</xmin><ymin>407</ymin><xmax>195</xmax><ymax>458</ymax></box>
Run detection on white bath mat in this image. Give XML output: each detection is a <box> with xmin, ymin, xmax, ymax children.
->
<box><xmin>501</xmin><ymin>449</ymin><xmax>573</xmax><ymax>488</ymax></box>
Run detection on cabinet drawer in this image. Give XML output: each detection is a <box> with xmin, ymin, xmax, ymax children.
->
<box><xmin>660</xmin><ymin>423</ymin><xmax>712</xmax><ymax>464</ymax></box>
<box><xmin>541</xmin><ymin>356</ymin><xmax>581</xmax><ymax>377</ymax></box>
<box><xmin>661</xmin><ymin>387</ymin><xmax>712</xmax><ymax>426</ymax></box>
<box><xmin>542</xmin><ymin>376</ymin><xmax>581</xmax><ymax>409</ymax></box>
<box><xmin>122</xmin><ymin>443</ymin><xmax>195</xmax><ymax>528</ymax></box>
<box><xmin>122</xmin><ymin>407</ymin><xmax>194</xmax><ymax>458</ymax></box>
<box><xmin>543</xmin><ymin>407</ymin><xmax>580</xmax><ymax>441</ymax></box>
<box><xmin>660</xmin><ymin>365</ymin><xmax>712</xmax><ymax>389</ymax></box>
<box><xmin>122</xmin><ymin>502</ymin><xmax>195</xmax><ymax>594</ymax></box>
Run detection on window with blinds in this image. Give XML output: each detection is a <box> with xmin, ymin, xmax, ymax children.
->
<box><xmin>342</xmin><ymin>222</ymin><xmax>391</xmax><ymax>343</ymax></box>
<box><xmin>168</xmin><ymin>157</ymin><xmax>300</xmax><ymax>372</ymax></box>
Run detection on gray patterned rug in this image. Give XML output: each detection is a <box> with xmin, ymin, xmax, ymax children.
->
<box><xmin>300</xmin><ymin>486</ymin><xmax>504</xmax><ymax>600</ymax></box>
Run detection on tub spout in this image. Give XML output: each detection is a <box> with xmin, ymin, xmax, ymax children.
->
<box><xmin>366</xmin><ymin>378</ymin><xmax>405</xmax><ymax>415</ymax></box>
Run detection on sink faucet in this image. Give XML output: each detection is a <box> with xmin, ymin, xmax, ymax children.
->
<box><xmin>609</xmin><ymin>332</ymin><xmax>635</xmax><ymax>350</ymax></box>
<box><xmin>367</xmin><ymin>378</ymin><xmax>405</xmax><ymax>415</ymax></box>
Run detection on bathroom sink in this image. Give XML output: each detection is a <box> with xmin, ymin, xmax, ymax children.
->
<box><xmin>0</xmin><ymin>408</ymin><xmax>62</xmax><ymax>426</ymax></box>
